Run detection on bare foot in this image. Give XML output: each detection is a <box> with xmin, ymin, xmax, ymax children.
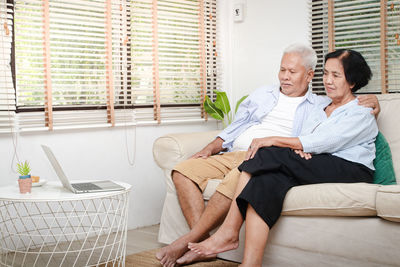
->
<box><xmin>176</xmin><ymin>250</ymin><xmax>217</xmax><ymax>265</ymax></box>
<box><xmin>155</xmin><ymin>238</ymin><xmax>190</xmax><ymax>267</ymax></box>
<box><xmin>188</xmin><ymin>228</ymin><xmax>239</xmax><ymax>256</ymax></box>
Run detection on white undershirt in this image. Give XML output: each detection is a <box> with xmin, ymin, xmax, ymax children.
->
<box><xmin>232</xmin><ymin>92</ymin><xmax>306</xmax><ymax>151</ymax></box>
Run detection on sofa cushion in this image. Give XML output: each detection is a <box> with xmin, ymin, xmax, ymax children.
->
<box><xmin>203</xmin><ymin>179</ymin><xmax>222</xmax><ymax>200</ymax></box>
<box><xmin>281</xmin><ymin>183</ymin><xmax>379</xmax><ymax>216</ymax></box>
<box><xmin>373</xmin><ymin>132</ymin><xmax>397</xmax><ymax>185</ymax></box>
<box><xmin>204</xmin><ymin>181</ymin><xmax>379</xmax><ymax>216</ymax></box>
<box><xmin>376</xmin><ymin>185</ymin><xmax>400</xmax><ymax>222</ymax></box>
<box><xmin>376</xmin><ymin>94</ymin><xmax>400</xmax><ymax>184</ymax></box>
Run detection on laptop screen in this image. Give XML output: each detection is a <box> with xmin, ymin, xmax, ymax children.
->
<box><xmin>41</xmin><ymin>144</ymin><xmax>75</xmax><ymax>191</ymax></box>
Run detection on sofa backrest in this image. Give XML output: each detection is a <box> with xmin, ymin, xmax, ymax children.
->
<box><xmin>376</xmin><ymin>94</ymin><xmax>400</xmax><ymax>183</ymax></box>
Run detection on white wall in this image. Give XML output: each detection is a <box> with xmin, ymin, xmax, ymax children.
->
<box><xmin>0</xmin><ymin>122</ymin><xmax>218</xmax><ymax>229</ymax></box>
<box><xmin>224</xmin><ymin>0</ymin><xmax>310</xmax><ymax>103</ymax></box>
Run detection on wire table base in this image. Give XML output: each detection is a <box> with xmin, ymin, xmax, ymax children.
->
<box><xmin>0</xmin><ymin>182</ymin><xmax>131</xmax><ymax>267</ymax></box>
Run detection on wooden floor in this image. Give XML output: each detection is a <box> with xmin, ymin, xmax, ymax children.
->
<box><xmin>126</xmin><ymin>224</ymin><xmax>164</xmax><ymax>255</ymax></box>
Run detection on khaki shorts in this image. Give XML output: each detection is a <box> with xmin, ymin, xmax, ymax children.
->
<box><xmin>173</xmin><ymin>151</ymin><xmax>247</xmax><ymax>199</ymax></box>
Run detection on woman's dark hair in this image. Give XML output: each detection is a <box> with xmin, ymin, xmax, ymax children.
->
<box><xmin>324</xmin><ymin>49</ymin><xmax>372</xmax><ymax>92</ymax></box>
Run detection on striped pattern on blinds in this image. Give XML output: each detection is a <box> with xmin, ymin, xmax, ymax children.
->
<box><xmin>0</xmin><ymin>0</ymin><xmax>14</xmax><ymax>133</ymax></box>
<box><xmin>17</xmin><ymin>109</ymin><xmax>135</xmax><ymax>131</ymax></box>
<box><xmin>128</xmin><ymin>0</ymin><xmax>218</xmax><ymax>122</ymax></box>
<box><xmin>386</xmin><ymin>0</ymin><xmax>400</xmax><ymax>93</ymax></box>
<box><xmin>12</xmin><ymin>0</ymin><xmax>218</xmax><ymax>131</ymax></box>
<box><xmin>310</xmin><ymin>0</ymin><xmax>400</xmax><ymax>94</ymax></box>
<box><xmin>310</xmin><ymin>0</ymin><xmax>329</xmax><ymax>94</ymax></box>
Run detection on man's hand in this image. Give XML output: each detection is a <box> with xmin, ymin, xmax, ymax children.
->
<box><xmin>294</xmin><ymin>149</ymin><xmax>312</xmax><ymax>160</ymax></box>
<box><xmin>190</xmin><ymin>137</ymin><xmax>224</xmax><ymax>159</ymax></box>
<box><xmin>357</xmin><ymin>95</ymin><xmax>380</xmax><ymax>117</ymax></box>
<box><xmin>245</xmin><ymin>137</ymin><xmax>275</xmax><ymax>160</ymax></box>
<box><xmin>191</xmin><ymin>147</ymin><xmax>213</xmax><ymax>159</ymax></box>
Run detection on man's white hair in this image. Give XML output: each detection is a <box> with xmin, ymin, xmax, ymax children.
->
<box><xmin>283</xmin><ymin>43</ymin><xmax>318</xmax><ymax>71</ymax></box>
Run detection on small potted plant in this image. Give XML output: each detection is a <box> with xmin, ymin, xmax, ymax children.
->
<box><xmin>17</xmin><ymin>161</ymin><xmax>32</xmax><ymax>194</ymax></box>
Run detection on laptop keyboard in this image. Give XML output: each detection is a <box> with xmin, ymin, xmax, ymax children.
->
<box><xmin>72</xmin><ymin>183</ymin><xmax>102</xmax><ymax>191</ymax></box>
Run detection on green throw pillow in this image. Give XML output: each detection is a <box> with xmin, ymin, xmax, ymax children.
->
<box><xmin>373</xmin><ymin>132</ymin><xmax>397</xmax><ymax>185</ymax></box>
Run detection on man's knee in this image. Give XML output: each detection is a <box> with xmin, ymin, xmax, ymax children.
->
<box><xmin>172</xmin><ymin>170</ymin><xmax>186</xmax><ymax>184</ymax></box>
<box><xmin>172</xmin><ymin>170</ymin><xmax>200</xmax><ymax>190</ymax></box>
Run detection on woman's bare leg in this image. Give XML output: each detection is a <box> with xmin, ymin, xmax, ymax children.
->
<box><xmin>188</xmin><ymin>171</ymin><xmax>251</xmax><ymax>255</ymax></box>
<box><xmin>240</xmin><ymin>204</ymin><xmax>270</xmax><ymax>267</ymax></box>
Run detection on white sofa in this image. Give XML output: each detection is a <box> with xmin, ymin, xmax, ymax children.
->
<box><xmin>152</xmin><ymin>94</ymin><xmax>400</xmax><ymax>266</ymax></box>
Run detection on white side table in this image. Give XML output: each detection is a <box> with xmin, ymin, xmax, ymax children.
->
<box><xmin>0</xmin><ymin>181</ymin><xmax>132</xmax><ymax>267</ymax></box>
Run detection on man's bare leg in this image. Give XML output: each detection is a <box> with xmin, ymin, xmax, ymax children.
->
<box><xmin>157</xmin><ymin>171</ymin><xmax>231</xmax><ymax>266</ymax></box>
<box><xmin>175</xmin><ymin>191</ymin><xmax>231</xmax><ymax>265</ymax></box>
<box><xmin>188</xmin><ymin>172</ymin><xmax>251</xmax><ymax>256</ymax></box>
<box><xmin>173</xmin><ymin>171</ymin><xmax>206</xmax><ymax>228</ymax></box>
<box><xmin>157</xmin><ymin>189</ymin><xmax>231</xmax><ymax>266</ymax></box>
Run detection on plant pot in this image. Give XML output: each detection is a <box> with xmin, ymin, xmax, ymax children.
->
<box><xmin>18</xmin><ymin>175</ymin><xmax>32</xmax><ymax>194</ymax></box>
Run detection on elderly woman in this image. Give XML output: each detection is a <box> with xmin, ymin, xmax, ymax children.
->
<box><xmin>188</xmin><ymin>49</ymin><xmax>378</xmax><ymax>267</ymax></box>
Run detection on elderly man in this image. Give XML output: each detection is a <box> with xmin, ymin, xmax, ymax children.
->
<box><xmin>156</xmin><ymin>43</ymin><xmax>380</xmax><ymax>267</ymax></box>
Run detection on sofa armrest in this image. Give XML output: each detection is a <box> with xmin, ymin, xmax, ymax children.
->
<box><xmin>153</xmin><ymin>130</ymin><xmax>220</xmax><ymax>171</ymax></box>
<box><xmin>376</xmin><ymin>185</ymin><xmax>400</xmax><ymax>223</ymax></box>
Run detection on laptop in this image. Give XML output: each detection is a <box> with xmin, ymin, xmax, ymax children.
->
<box><xmin>41</xmin><ymin>144</ymin><xmax>125</xmax><ymax>193</ymax></box>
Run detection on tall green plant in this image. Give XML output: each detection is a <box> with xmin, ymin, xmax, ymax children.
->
<box><xmin>204</xmin><ymin>90</ymin><xmax>248</xmax><ymax>128</ymax></box>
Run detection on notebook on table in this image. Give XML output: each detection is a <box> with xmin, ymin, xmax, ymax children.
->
<box><xmin>41</xmin><ymin>144</ymin><xmax>125</xmax><ymax>194</ymax></box>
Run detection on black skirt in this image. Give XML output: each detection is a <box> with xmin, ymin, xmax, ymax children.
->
<box><xmin>236</xmin><ymin>147</ymin><xmax>373</xmax><ymax>229</ymax></box>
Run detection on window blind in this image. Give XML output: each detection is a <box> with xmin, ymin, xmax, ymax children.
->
<box><xmin>14</xmin><ymin>0</ymin><xmax>130</xmax><ymax>130</ymax></box>
<box><xmin>386</xmin><ymin>1</ymin><xmax>400</xmax><ymax>93</ymax></box>
<box><xmin>10</xmin><ymin>0</ymin><xmax>218</xmax><ymax>131</ymax></box>
<box><xmin>127</xmin><ymin>0</ymin><xmax>218</xmax><ymax>123</ymax></box>
<box><xmin>0</xmin><ymin>0</ymin><xmax>14</xmax><ymax>133</ymax></box>
<box><xmin>310</xmin><ymin>0</ymin><xmax>400</xmax><ymax>94</ymax></box>
<box><xmin>310</xmin><ymin>0</ymin><xmax>329</xmax><ymax>93</ymax></box>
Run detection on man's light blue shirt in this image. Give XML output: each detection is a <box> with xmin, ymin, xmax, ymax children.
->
<box><xmin>299</xmin><ymin>98</ymin><xmax>378</xmax><ymax>170</ymax></box>
<box><xmin>218</xmin><ymin>85</ymin><xmax>327</xmax><ymax>151</ymax></box>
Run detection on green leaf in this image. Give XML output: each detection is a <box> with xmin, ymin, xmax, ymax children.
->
<box><xmin>16</xmin><ymin>160</ymin><xmax>31</xmax><ymax>176</ymax></box>
<box><xmin>204</xmin><ymin>95</ymin><xmax>224</xmax><ymax>121</ymax></box>
<box><xmin>235</xmin><ymin>95</ymin><xmax>248</xmax><ymax>114</ymax></box>
<box><xmin>214</xmin><ymin>91</ymin><xmax>231</xmax><ymax>115</ymax></box>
